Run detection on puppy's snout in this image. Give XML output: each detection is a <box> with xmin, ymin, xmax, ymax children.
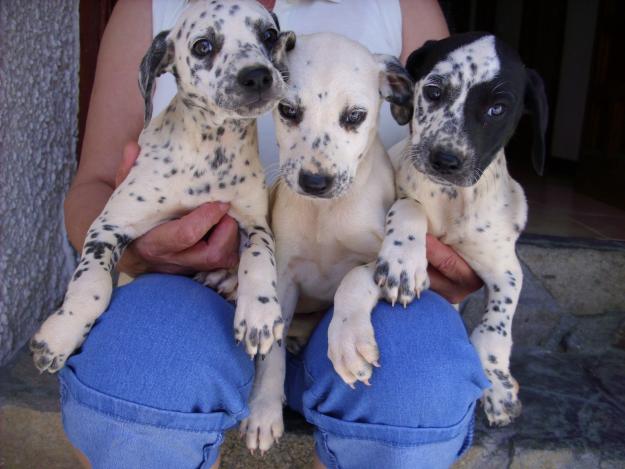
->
<box><xmin>237</xmin><ymin>66</ymin><xmax>273</xmax><ymax>92</ymax></box>
<box><xmin>429</xmin><ymin>151</ymin><xmax>462</xmax><ymax>174</ymax></box>
<box><xmin>298</xmin><ymin>171</ymin><xmax>335</xmax><ymax>197</ymax></box>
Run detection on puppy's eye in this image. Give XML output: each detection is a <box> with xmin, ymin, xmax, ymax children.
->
<box><xmin>487</xmin><ymin>103</ymin><xmax>506</xmax><ymax>117</ymax></box>
<box><xmin>339</xmin><ymin>108</ymin><xmax>367</xmax><ymax>131</ymax></box>
<box><xmin>278</xmin><ymin>102</ymin><xmax>301</xmax><ymax>121</ymax></box>
<box><xmin>262</xmin><ymin>28</ymin><xmax>278</xmax><ymax>47</ymax></box>
<box><xmin>423</xmin><ymin>85</ymin><xmax>442</xmax><ymax>102</ymax></box>
<box><xmin>191</xmin><ymin>38</ymin><xmax>213</xmax><ymax>58</ymax></box>
<box><xmin>344</xmin><ymin>109</ymin><xmax>367</xmax><ymax>125</ymax></box>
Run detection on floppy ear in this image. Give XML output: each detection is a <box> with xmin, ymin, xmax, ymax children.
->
<box><xmin>375</xmin><ymin>54</ymin><xmax>414</xmax><ymax>125</ymax></box>
<box><xmin>271</xmin><ymin>31</ymin><xmax>296</xmax><ymax>81</ymax></box>
<box><xmin>139</xmin><ymin>30</ymin><xmax>174</xmax><ymax>127</ymax></box>
<box><xmin>270</xmin><ymin>11</ymin><xmax>281</xmax><ymax>31</ymax></box>
<box><xmin>524</xmin><ymin>68</ymin><xmax>548</xmax><ymax>176</ymax></box>
<box><xmin>405</xmin><ymin>40</ymin><xmax>437</xmax><ymax>81</ymax></box>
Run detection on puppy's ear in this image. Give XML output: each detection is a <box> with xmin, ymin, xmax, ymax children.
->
<box><xmin>405</xmin><ymin>40</ymin><xmax>437</xmax><ymax>81</ymax></box>
<box><xmin>139</xmin><ymin>30</ymin><xmax>174</xmax><ymax>127</ymax></box>
<box><xmin>524</xmin><ymin>68</ymin><xmax>548</xmax><ymax>176</ymax></box>
<box><xmin>271</xmin><ymin>31</ymin><xmax>296</xmax><ymax>81</ymax></box>
<box><xmin>270</xmin><ymin>11</ymin><xmax>281</xmax><ymax>31</ymax></box>
<box><xmin>375</xmin><ymin>54</ymin><xmax>414</xmax><ymax>125</ymax></box>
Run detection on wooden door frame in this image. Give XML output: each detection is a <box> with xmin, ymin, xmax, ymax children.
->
<box><xmin>78</xmin><ymin>0</ymin><xmax>118</xmax><ymax>161</ymax></box>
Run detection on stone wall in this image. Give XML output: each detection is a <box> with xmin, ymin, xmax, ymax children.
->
<box><xmin>0</xmin><ymin>0</ymin><xmax>79</xmax><ymax>366</ymax></box>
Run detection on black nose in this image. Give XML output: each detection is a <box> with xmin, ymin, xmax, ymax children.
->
<box><xmin>237</xmin><ymin>66</ymin><xmax>273</xmax><ymax>92</ymax></box>
<box><xmin>429</xmin><ymin>151</ymin><xmax>462</xmax><ymax>173</ymax></box>
<box><xmin>298</xmin><ymin>171</ymin><xmax>335</xmax><ymax>196</ymax></box>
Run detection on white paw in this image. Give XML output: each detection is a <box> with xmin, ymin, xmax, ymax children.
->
<box><xmin>195</xmin><ymin>269</ymin><xmax>238</xmax><ymax>301</ymax></box>
<box><xmin>233</xmin><ymin>294</ymin><xmax>284</xmax><ymax>358</ymax></box>
<box><xmin>30</xmin><ymin>309</ymin><xmax>93</xmax><ymax>373</ymax></box>
<box><xmin>374</xmin><ymin>245</ymin><xmax>429</xmax><ymax>307</ymax></box>
<box><xmin>328</xmin><ymin>315</ymin><xmax>379</xmax><ymax>387</ymax></box>
<box><xmin>482</xmin><ymin>370</ymin><xmax>522</xmax><ymax>426</ymax></box>
<box><xmin>240</xmin><ymin>397</ymin><xmax>284</xmax><ymax>454</ymax></box>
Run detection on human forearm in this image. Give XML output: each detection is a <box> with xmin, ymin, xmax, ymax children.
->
<box><xmin>64</xmin><ymin>179</ymin><xmax>115</xmax><ymax>252</ymax></box>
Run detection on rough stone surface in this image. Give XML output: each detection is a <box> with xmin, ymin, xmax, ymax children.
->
<box><xmin>518</xmin><ymin>244</ymin><xmax>625</xmax><ymax>317</ymax></box>
<box><xmin>0</xmin><ymin>1</ymin><xmax>79</xmax><ymax>366</ymax></box>
<box><xmin>461</xmin><ymin>262</ymin><xmax>567</xmax><ymax>350</ymax></box>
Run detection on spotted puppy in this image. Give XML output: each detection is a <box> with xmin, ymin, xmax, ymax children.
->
<box><xmin>30</xmin><ymin>0</ymin><xmax>296</xmax><ymax>371</ymax></box>
<box><xmin>238</xmin><ymin>33</ymin><xmax>413</xmax><ymax>453</ymax></box>
<box><xmin>374</xmin><ymin>32</ymin><xmax>548</xmax><ymax>425</ymax></box>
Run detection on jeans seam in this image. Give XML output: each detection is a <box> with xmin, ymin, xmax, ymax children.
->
<box><xmin>318</xmin><ymin>431</ymin><xmax>341</xmax><ymax>469</ymax></box>
<box><xmin>64</xmin><ymin>395</ymin><xmax>228</xmax><ymax>435</ymax></box>
<box><xmin>318</xmin><ymin>429</ymin><xmax>468</xmax><ymax>448</ymax></box>
<box><xmin>62</xmin><ymin>378</ymin><xmax>233</xmax><ymax>435</ymax></box>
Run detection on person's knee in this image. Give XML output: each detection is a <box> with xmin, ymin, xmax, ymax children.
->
<box><xmin>303</xmin><ymin>291</ymin><xmax>489</xmax><ymax>429</ymax></box>
<box><xmin>66</xmin><ymin>273</ymin><xmax>253</xmax><ymax>415</ymax></box>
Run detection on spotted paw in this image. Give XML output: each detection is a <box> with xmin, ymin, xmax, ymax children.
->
<box><xmin>482</xmin><ymin>372</ymin><xmax>522</xmax><ymax>426</ymax></box>
<box><xmin>195</xmin><ymin>268</ymin><xmax>238</xmax><ymax>301</ymax></box>
<box><xmin>328</xmin><ymin>314</ymin><xmax>379</xmax><ymax>387</ymax></box>
<box><xmin>374</xmin><ymin>250</ymin><xmax>429</xmax><ymax>307</ymax></box>
<box><xmin>240</xmin><ymin>396</ymin><xmax>284</xmax><ymax>454</ymax></box>
<box><xmin>30</xmin><ymin>311</ymin><xmax>92</xmax><ymax>373</ymax></box>
<box><xmin>233</xmin><ymin>294</ymin><xmax>284</xmax><ymax>357</ymax></box>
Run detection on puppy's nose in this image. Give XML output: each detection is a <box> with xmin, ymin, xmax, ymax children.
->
<box><xmin>298</xmin><ymin>171</ymin><xmax>335</xmax><ymax>196</ymax></box>
<box><xmin>237</xmin><ymin>66</ymin><xmax>273</xmax><ymax>92</ymax></box>
<box><xmin>429</xmin><ymin>151</ymin><xmax>462</xmax><ymax>173</ymax></box>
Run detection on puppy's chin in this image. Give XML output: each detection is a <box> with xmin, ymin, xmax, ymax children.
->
<box><xmin>411</xmin><ymin>157</ymin><xmax>479</xmax><ymax>188</ymax></box>
<box><xmin>232</xmin><ymin>96</ymin><xmax>279</xmax><ymax>118</ymax></box>
<box><xmin>228</xmin><ymin>83</ymin><xmax>285</xmax><ymax>118</ymax></box>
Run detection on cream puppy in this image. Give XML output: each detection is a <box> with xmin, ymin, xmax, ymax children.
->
<box><xmin>239</xmin><ymin>32</ymin><xmax>413</xmax><ymax>452</ymax></box>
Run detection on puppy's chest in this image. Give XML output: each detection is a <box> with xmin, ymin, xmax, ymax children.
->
<box><xmin>287</xmin><ymin>205</ymin><xmax>384</xmax><ymax>301</ymax></box>
<box><xmin>136</xmin><ymin>124</ymin><xmax>263</xmax><ymax>208</ymax></box>
<box><xmin>399</xmin><ymin>170</ymin><xmax>524</xmax><ymax>247</ymax></box>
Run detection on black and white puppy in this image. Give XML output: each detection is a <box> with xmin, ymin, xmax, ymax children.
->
<box><xmin>375</xmin><ymin>32</ymin><xmax>548</xmax><ymax>425</ymax></box>
<box><xmin>30</xmin><ymin>0</ymin><xmax>295</xmax><ymax>371</ymax></box>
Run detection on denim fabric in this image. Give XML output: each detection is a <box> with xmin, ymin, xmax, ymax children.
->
<box><xmin>60</xmin><ymin>274</ymin><xmax>489</xmax><ymax>469</ymax></box>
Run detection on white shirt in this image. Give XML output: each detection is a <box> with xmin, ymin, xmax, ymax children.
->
<box><xmin>151</xmin><ymin>0</ymin><xmax>408</xmax><ymax>181</ymax></box>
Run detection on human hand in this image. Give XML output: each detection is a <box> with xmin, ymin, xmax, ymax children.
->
<box><xmin>426</xmin><ymin>235</ymin><xmax>483</xmax><ymax>303</ymax></box>
<box><xmin>115</xmin><ymin>142</ymin><xmax>240</xmax><ymax>276</ymax></box>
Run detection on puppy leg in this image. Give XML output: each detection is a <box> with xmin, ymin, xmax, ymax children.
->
<box><xmin>328</xmin><ymin>262</ymin><xmax>381</xmax><ymax>387</ymax></box>
<box><xmin>466</xmin><ymin>253</ymin><xmax>523</xmax><ymax>426</ymax></box>
<box><xmin>230</xmin><ymin>201</ymin><xmax>283</xmax><ymax>357</ymax></box>
<box><xmin>240</xmin><ymin>279</ymin><xmax>298</xmax><ymax>454</ymax></box>
<box><xmin>374</xmin><ymin>198</ymin><xmax>429</xmax><ymax>306</ymax></box>
<box><xmin>30</xmin><ymin>192</ymin><xmax>169</xmax><ymax>372</ymax></box>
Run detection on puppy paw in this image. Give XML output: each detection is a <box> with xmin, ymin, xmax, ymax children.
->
<box><xmin>195</xmin><ymin>268</ymin><xmax>238</xmax><ymax>301</ymax></box>
<box><xmin>328</xmin><ymin>314</ymin><xmax>379</xmax><ymax>387</ymax></box>
<box><xmin>30</xmin><ymin>311</ymin><xmax>92</xmax><ymax>373</ymax></box>
<box><xmin>233</xmin><ymin>295</ymin><xmax>284</xmax><ymax>358</ymax></box>
<box><xmin>482</xmin><ymin>370</ymin><xmax>522</xmax><ymax>426</ymax></box>
<box><xmin>374</xmin><ymin>247</ymin><xmax>429</xmax><ymax>307</ymax></box>
<box><xmin>240</xmin><ymin>397</ymin><xmax>284</xmax><ymax>455</ymax></box>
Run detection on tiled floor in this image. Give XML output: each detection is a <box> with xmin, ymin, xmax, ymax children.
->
<box><xmin>523</xmin><ymin>181</ymin><xmax>625</xmax><ymax>240</ymax></box>
<box><xmin>510</xmin><ymin>163</ymin><xmax>625</xmax><ymax>241</ymax></box>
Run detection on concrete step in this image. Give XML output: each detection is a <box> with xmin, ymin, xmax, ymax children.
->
<box><xmin>2</xmin><ymin>238</ymin><xmax>624</xmax><ymax>468</ymax></box>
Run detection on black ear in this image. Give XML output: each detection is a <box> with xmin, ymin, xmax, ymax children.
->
<box><xmin>375</xmin><ymin>54</ymin><xmax>414</xmax><ymax>125</ymax></box>
<box><xmin>405</xmin><ymin>40</ymin><xmax>437</xmax><ymax>81</ymax></box>
<box><xmin>270</xmin><ymin>11</ymin><xmax>281</xmax><ymax>31</ymax></box>
<box><xmin>525</xmin><ymin>68</ymin><xmax>548</xmax><ymax>176</ymax></box>
<box><xmin>139</xmin><ymin>30</ymin><xmax>174</xmax><ymax>127</ymax></box>
<box><xmin>271</xmin><ymin>30</ymin><xmax>296</xmax><ymax>80</ymax></box>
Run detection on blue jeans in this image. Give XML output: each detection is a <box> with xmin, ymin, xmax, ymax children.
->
<box><xmin>60</xmin><ymin>274</ymin><xmax>488</xmax><ymax>469</ymax></box>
